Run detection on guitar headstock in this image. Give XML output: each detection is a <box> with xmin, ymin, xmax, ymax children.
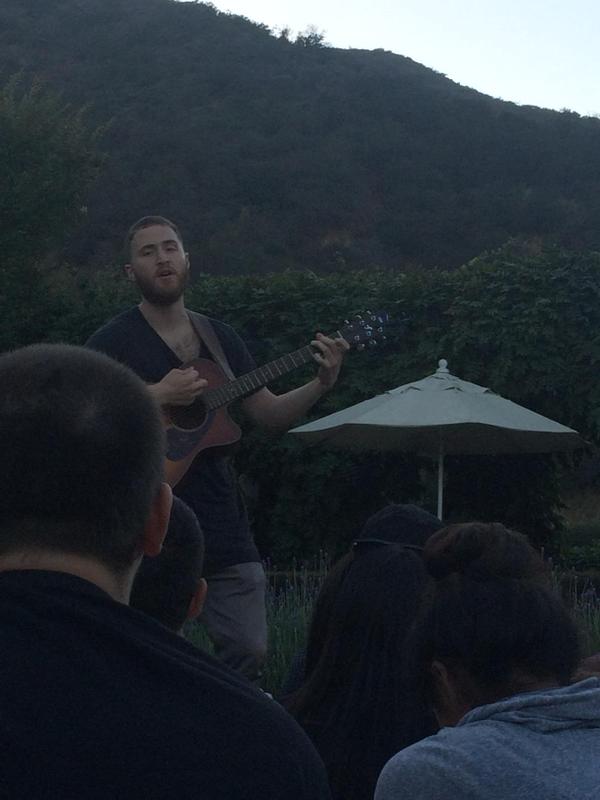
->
<box><xmin>337</xmin><ymin>311</ymin><xmax>389</xmax><ymax>351</ymax></box>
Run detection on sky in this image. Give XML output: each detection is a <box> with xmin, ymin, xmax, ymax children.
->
<box><xmin>196</xmin><ymin>0</ymin><xmax>599</xmax><ymax>117</ymax></box>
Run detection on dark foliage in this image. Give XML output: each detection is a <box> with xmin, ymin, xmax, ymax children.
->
<box><xmin>3</xmin><ymin>245</ymin><xmax>594</xmax><ymax>560</ymax></box>
<box><xmin>0</xmin><ymin>76</ymin><xmax>103</xmax><ymax>350</ymax></box>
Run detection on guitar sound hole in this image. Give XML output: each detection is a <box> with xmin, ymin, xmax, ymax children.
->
<box><xmin>167</xmin><ymin>397</ymin><xmax>209</xmax><ymax>431</ymax></box>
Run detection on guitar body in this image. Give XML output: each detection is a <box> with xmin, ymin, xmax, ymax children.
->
<box><xmin>162</xmin><ymin>312</ymin><xmax>389</xmax><ymax>487</ymax></box>
<box><xmin>164</xmin><ymin>358</ymin><xmax>241</xmax><ymax>487</ymax></box>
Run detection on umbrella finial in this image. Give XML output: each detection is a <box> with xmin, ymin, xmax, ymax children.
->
<box><xmin>437</xmin><ymin>358</ymin><xmax>449</xmax><ymax>373</ymax></box>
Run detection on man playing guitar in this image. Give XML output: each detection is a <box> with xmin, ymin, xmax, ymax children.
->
<box><xmin>87</xmin><ymin>216</ymin><xmax>348</xmax><ymax>681</ymax></box>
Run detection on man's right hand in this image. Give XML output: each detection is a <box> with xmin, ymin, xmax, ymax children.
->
<box><xmin>149</xmin><ymin>367</ymin><xmax>208</xmax><ymax>406</ymax></box>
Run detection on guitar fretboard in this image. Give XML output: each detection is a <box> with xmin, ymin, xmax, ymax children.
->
<box><xmin>203</xmin><ymin>344</ymin><xmax>318</xmax><ymax>411</ymax></box>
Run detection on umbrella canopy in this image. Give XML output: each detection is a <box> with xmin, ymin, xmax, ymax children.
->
<box><xmin>289</xmin><ymin>359</ymin><xmax>585</xmax><ymax>518</ymax></box>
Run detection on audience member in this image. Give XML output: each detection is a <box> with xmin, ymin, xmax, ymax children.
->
<box><xmin>0</xmin><ymin>344</ymin><xmax>331</xmax><ymax>799</ymax></box>
<box><xmin>282</xmin><ymin>504</ymin><xmax>443</xmax><ymax>696</ymax></box>
<box><xmin>130</xmin><ymin>496</ymin><xmax>206</xmax><ymax>633</ymax></box>
<box><xmin>283</xmin><ymin>504</ymin><xmax>442</xmax><ymax>800</ymax></box>
<box><xmin>375</xmin><ymin>522</ymin><xmax>600</xmax><ymax>800</ymax></box>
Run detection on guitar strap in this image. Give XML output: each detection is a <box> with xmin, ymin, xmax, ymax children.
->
<box><xmin>187</xmin><ymin>311</ymin><xmax>235</xmax><ymax>381</ymax></box>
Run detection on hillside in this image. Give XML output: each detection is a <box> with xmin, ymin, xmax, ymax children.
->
<box><xmin>2</xmin><ymin>0</ymin><xmax>600</xmax><ymax>273</ymax></box>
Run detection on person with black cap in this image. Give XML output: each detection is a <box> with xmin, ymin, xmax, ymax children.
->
<box><xmin>281</xmin><ymin>504</ymin><xmax>443</xmax><ymax>800</ymax></box>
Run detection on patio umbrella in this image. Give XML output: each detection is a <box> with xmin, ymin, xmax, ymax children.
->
<box><xmin>289</xmin><ymin>359</ymin><xmax>585</xmax><ymax>519</ymax></box>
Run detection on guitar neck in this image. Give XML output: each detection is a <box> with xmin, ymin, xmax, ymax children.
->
<box><xmin>204</xmin><ymin>343</ymin><xmax>321</xmax><ymax>411</ymax></box>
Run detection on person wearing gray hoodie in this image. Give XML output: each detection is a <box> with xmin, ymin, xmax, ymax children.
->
<box><xmin>376</xmin><ymin>678</ymin><xmax>600</xmax><ymax>799</ymax></box>
<box><xmin>375</xmin><ymin>522</ymin><xmax>600</xmax><ymax>800</ymax></box>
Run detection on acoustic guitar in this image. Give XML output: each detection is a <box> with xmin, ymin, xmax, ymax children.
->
<box><xmin>164</xmin><ymin>312</ymin><xmax>388</xmax><ymax>486</ymax></box>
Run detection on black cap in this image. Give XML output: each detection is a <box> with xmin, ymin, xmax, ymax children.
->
<box><xmin>357</xmin><ymin>504</ymin><xmax>443</xmax><ymax>549</ymax></box>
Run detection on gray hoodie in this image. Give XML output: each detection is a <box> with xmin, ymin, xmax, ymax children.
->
<box><xmin>375</xmin><ymin>678</ymin><xmax>600</xmax><ymax>799</ymax></box>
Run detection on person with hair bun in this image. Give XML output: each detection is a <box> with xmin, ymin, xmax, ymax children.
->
<box><xmin>375</xmin><ymin>522</ymin><xmax>600</xmax><ymax>800</ymax></box>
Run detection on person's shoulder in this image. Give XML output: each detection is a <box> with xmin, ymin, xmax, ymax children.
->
<box><xmin>86</xmin><ymin>307</ymin><xmax>141</xmax><ymax>348</ymax></box>
<box><xmin>173</xmin><ymin>652</ymin><xmax>330</xmax><ymax>798</ymax></box>
<box><xmin>257</xmin><ymin>698</ymin><xmax>331</xmax><ymax>798</ymax></box>
<box><xmin>232</xmin><ymin>680</ymin><xmax>317</xmax><ymax>751</ymax></box>
<box><xmin>375</xmin><ymin>729</ymin><xmax>476</xmax><ymax>800</ymax></box>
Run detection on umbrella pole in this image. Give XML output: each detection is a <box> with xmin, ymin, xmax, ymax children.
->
<box><xmin>437</xmin><ymin>442</ymin><xmax>444</xmax><ymax>520</ymax></box>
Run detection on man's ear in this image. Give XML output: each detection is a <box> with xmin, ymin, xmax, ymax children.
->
<box><xmin>187</xmin><ymin>578</ymin><xmax>207</xmax><ymax>621</ymax></box>
<box><xmin>124</xmin><ymin>263</ymin><xmax>136</xmax><ymax>282</ymax></box>
<box><xmin>142</xmin><ymin>482</ymin><xmax>172</xmax><ymax>557</ymax></box>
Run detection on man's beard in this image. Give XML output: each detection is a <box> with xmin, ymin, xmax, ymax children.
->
<box><xmin>134</xmin><ymin>271</ymin><xmax>188</xmax><ymax>307</ymax></box>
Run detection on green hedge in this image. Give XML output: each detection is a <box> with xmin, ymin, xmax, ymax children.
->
<box><xmin>3</xmin><ymin>243</ymin><xmax>600</xmax><ymax>561</ymax></box>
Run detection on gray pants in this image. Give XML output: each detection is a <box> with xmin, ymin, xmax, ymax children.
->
<box><xmin>200</xmin><ymin>561</ymin><xmax>268</xmax><ymax>682</ymax></box>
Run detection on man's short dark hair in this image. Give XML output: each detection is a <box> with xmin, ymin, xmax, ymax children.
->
<box><xmin>130</xmin><ymin>497</ymin><xmax>204</xmax><ymax>632</ymax></box>
<box><xmin>0</xmin><ymin>344</ymin><xmax>165</xmax><ymax>572</ymax></box>
<box><xmin>125</xmin><ymin>215</ymin><xmax>184</xmax><ymax>260</ymax></box>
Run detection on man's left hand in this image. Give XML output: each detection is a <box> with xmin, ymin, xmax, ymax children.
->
<box><xmin>311</xmin><ymin>332</ymin><xmax>350</xmax><ymax>391</ymax></box>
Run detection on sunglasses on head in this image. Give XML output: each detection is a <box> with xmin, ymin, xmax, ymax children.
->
<box><xmin>352</xmin><ymin>538</ymin><xmax>424</xmax><ymax>553</ymax></box>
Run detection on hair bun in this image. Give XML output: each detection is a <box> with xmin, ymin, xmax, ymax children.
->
<box><xmin>424</xmin><ymin>522</ymin><xmax>547</xmax><ymax>583</ymax></box>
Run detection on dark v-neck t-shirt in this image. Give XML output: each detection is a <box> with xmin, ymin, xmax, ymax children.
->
<box><xmin>86</xmin><ymin>306</ymin><xmax>260</xmax><ymax>573</ymax></box>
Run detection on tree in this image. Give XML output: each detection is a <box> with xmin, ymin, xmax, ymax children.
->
<box><xmin>0</xmin><ymin>76</ymin><xmax>104</xmax><ymax>349</ymax></box>
<box><xmin>0</xmin><ymin>76</ymin><xmax>103</xmax><ymax>264</ymax></box>
<box><xmin>294</xmin><ymin>25</ymin><xmax>328</xmax><ymax>48</ymax></box>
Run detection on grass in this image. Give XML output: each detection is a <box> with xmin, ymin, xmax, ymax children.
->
<box><xmin>562</xmin><ymin>488</ymin><xmax>600</xmax><ymax>528</ymax></box>
<box><xmin>186</xmin><ymin>556</ymin><xmax>327</xmax><ymax>695</ymax></box>
<box><xmin>561</xmin><ymin>571</ymin><xmax>600</xmax><ymax>657</ymax></box>
<box><xmin>261</xmin><ymin>562</ymin><xmax>326</xmax><ymax>693</ymax></box>
<box><xmin>187</xmin><ymin>560</ymin><xmax>600</xmax><ymax>694</ymax></box>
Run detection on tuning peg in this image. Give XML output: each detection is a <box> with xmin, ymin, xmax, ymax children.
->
<box><xmin>369</xmin><ymin>340</ymin><xmax>377</xmax><ymax>347</ymax></box>
<box><xmin>344</xmin><ymin>319</ymin><xmax>350</xmax><ymax>325</ymax></box>
<box><xmin>357</xmin><ymin>343</ymin><xmax>365</xmax><ymax>351</ymax></box>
